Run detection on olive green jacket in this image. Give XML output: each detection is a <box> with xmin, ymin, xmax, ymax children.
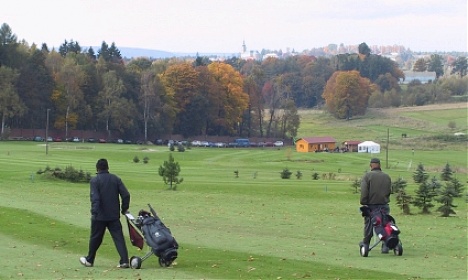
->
<box><xmin>360</xmin><ymin>168</ymin><xmax>391</xmax><ymax>205</ymax></box>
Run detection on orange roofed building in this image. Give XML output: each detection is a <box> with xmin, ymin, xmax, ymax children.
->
<box><xmin>295</xmin><ymin>137</ymin><xmax>336</xmax><ymax>153</ymax></box>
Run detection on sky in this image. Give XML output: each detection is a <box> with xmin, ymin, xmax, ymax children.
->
<box><xmin>1</xmin><ymin>0</ymin><xmax>467</xmax><ymax>54</ymax></box>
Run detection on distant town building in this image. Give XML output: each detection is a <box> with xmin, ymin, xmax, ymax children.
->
<box><xmin>240</xmin><ymin>40</ymin><xmax>261</xmax><ymax>60</ymax></box>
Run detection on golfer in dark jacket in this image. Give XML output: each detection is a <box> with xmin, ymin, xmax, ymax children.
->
<box><xmin>80</xmin><ymin>159</ymin><xmax>131</xmax><ymax>268</ymax></box>
<box><xmin>359</xmin><ymin>158</ymin><xmax>392</xmax><ymax>253</ymax></box>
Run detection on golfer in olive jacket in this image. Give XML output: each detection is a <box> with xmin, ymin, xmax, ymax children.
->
<box><xmin>359</xmin><ymin>158</ymin><xmax>392</xmax><ymax>252</ymax></box>
<box><xmin>80</xmin><ymin>158</ymin><xmax>131</xmax><ymax>268</ymax></box>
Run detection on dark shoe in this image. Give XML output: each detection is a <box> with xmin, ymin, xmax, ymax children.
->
<box><xmin>117</xmin><ymin>263</ymin><xmax>129</xmax><ymax>268</ymax></box>
<box><xmin>79</xmin><ymin>257</ymin><xmax>93</xmax><ymax>267</ymax></box>
<box><xmin>381</xmin><ymin>244</ymin><xmax>389</xmax><ymax>254</ymax></box>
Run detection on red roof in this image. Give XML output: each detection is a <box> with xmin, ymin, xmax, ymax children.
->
<box><xmin>301</xmin><ymin>137</ymin><xmax>336</xmax><ymax>143</ymax></box>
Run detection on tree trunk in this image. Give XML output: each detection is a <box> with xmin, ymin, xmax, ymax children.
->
<box><xmin>1</xmin><ymin>112</ymin><xmax>5</xmax><ymax>135</ymax></box>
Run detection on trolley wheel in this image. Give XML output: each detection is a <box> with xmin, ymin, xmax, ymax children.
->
<box><xmin>393</xmin><ymin>243</ymin><xmax>403</xmax><ymax>256</ymax></box>
<box><xmin>359</xmin><ymin>243</ymin><xmax>369</xmax><ymax>257</ymax></box>
<box><xmin>130</xmin><ymin>256</ymin><xmax>142</xmax><ymax>269</ymax></box>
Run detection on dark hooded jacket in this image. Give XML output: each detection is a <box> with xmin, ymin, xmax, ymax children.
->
<box><xmin>90</xmin><ymin>170</ymin><xmax>130</xmax><ymax>221</ymax></box>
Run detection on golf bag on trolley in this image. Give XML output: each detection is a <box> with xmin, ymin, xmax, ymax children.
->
<box><xmin>126</xmin><ymin>204</ymin><xmax>178</xmax><ymax>269</ymax></box>
<box><xmin>359</xmin><ymin>205</ymin><xmax>403</xmax><ymax>257</ymax></box>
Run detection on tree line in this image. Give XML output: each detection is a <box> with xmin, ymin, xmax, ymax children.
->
<box><xmin>1</xmin><ymin>23</ymin><xmax>467</xmax><ymax>141</ymax></box>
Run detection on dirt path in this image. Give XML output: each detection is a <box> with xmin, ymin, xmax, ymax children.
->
<box><xmin>375</xmin><ymin>102</ymin><xmax>467</xmax><ymax>113</ymax></box>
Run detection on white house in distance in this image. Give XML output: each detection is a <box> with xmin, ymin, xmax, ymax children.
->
<box><xmin>358</xmin><ymin>141</ymin><xmax>381</xmax><ymax>153</ymax></box>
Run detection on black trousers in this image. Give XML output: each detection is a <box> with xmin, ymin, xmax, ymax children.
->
<box><xmin>362</xmin><ymin>204</ymin><xmax>390</xmax><ymax>244</ymax></box>
<box><xmin>86</xmin><ymin>219</ymin><xmax>129</xmax><ymax>264</ymax></box>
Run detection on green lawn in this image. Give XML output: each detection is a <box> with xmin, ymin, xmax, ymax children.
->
<box><xmin>0</xmin><ymin>140</ymin><xmax>466</xmax><ymax>279</ymax></box>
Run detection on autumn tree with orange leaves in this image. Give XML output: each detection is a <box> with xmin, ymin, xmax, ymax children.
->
<box><xmin>322</xmin><ymin>70</ymin><xmax>374</xmax><ymax>120</ymax></box>
<box><xmin>207</xmin><ymin>62</ymin><xmax>249</xmax><ymax>135</ymax></box>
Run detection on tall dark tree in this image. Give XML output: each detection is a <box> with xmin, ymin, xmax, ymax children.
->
<box><xmin>58</xmin><ymin>39</ymin><xmax>81</xmax><ymax>57</ymax></box>
<box><xmin>17</xmin><ymin>48</ymin><xmax>54</xmax><ymax>129</ymax></box>
<box><xmin>427</xmin><ymin>54</ymin><xmax>444</xmax><ymax>78</ymax></box>
<box><xmin>358</xmin><ymin>42</ymin><xmax>371</xmax><ymax>56</ymax></box>
<box><xmin>86</xmin><ymin>47</ymin><xmax>96</xmax><ymax>61</ymax></box>
<box><xmin>451</xmin><ymin>56</ymin><xmax>467</xmax><ymax>77</ymax></box>
<box><xmin>0</xmin><ymin>66</ymin><xmax>25</xmax><ymax>136</ymax></box>
<box><xmin>412</xmin><ymin>58</ymin><xmax>427</xmax><ymax>72</ymax></box>
<box><xmin>0</xmin><ymin>23</ymin><xmax>21</xmax><ymax>69</ymax></box>
<box><xmin>280</xmin><ymin>99</ymin><xmax>300</xmax><ymax>139</ymax></box>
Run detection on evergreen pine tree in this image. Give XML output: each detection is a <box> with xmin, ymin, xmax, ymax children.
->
<box><xmin>158</xmin><ymin>153</ymin><xmax>183</xmax><ymax>190</ymax></box>
<box><xmin>428</xmin><ymin>176</ymin><xmax>442</xmax><ymax>192</ymax></box>
<box><xmin>391</xmin><ymin>177</ymin><xmax>406</xmax><ymax>193</ymax></box>
<box><xmin>448</xmin><ymin>178</ymin><xmax>465</xmax><ymax>198</ymax></box>
<box><xmin>393</xmin><ymin>177</ymin><xmax>412</xmax><ymax>214</ymax></box>
<box><xmin>440</xmin><ymin>163</ymin><xmax>453</xmax><ymax>181</ymax></box>
<box><xmin>435</xmin><ymin>185</ymin><xmax>457</xmax><ymax>217</ymax></box>
<box><xmin>351</xmin><ymin>178</ymin><xmax>360</xmax><ymax>194</ymax></box>
<box><xmin>412</xmin><ymin>181</ymin><xmax>436</xmax><ymax>214</ymax></box>
<box><xmin>413</xmin><ymin>163</ymin><xmax>429</xmax><ymax>183</ymax></box>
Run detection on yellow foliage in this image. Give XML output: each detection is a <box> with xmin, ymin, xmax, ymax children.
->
<box><xmin>322</xmin><ymin>70</ymin><xmax>373</xmax><ymax>119</ymax></box>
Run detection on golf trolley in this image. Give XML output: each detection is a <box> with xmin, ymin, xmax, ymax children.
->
<box><xmin>125</xmin><ymin>204</ymin><xmax>178</xmax><ymax>269</ymax></box>
<box><xmin>359</xmin><ymin>206</ymin><xmax>403</xmax><ymax>257</ymax></box>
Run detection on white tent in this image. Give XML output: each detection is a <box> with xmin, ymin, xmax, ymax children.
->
<box><xmin>358</xmin><ymin>141</ymin><xmax>381</xmax><ymax>153</ymax></box>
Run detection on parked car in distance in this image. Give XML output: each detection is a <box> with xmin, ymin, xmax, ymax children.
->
<box><xmin>274</xmin><ymin>141</ymin><xmax>284</xmax><ymax>147</ymax></box>
<box><xmin>191</xmin><ymin>140</ymin><xmax>201</xmax><ymax>147</ymax></box>
<box><xmin>213</xmin><ymin>142</ymin><xmax>226</xmax><ymax>148</ymax></box>
<box><xmin>33</xmin><ymin>136</ymin><xmax>44</xmax><ymax>142</ymax></box>
<box><xmin>46</xmin><ymin>136</ymin><xmax>53</xmax><ymax>142</ymax></box>
<box><xmin>72</xmin><ymin>137</ymin><xmax>80</xmax><ymax>142</ymax></box>
<box><xmin>53</xmin><ymin>137</ymin><xmax>62</xmax><ymax>142</ymax></box>
<box><xmin>98</xmin><ymin>138</ymin><xmax>107</xmax><ymax>143</ymax></box>
<box><xmin>264</xmin><ymin>141</ymin><xmax>274</xmax><ymax>147</ymax></box>
<box><xmin>235</xmin><ymin>138</ymin><xmax>250</xmax><ymax>147</ymax></box>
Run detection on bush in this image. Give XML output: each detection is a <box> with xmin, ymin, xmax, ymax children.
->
<box><xmin>351</xmin><ymin>178</ymin><xmax>360</xmax><ymax>193</ymax></box>
<box><xmin>281</xmin><ymin>168</ymin><xmax>292</xmax><ymax>179</ymax></box>
<box><xmin>177</xmin><ymin>144</ymin><xmax>185</xmax><ymax>152</ymax></box>
<box><xmin>143</xmin><ymin>156</ymin><xmax>150</xmax><ymax>164</ymax></box>
<box><xmin>37</xmin><ymin>165</ymin><xmax>91</xmax><ymax>183</ymax></box>
<box><xmin>133</xmin><ymin>156</ymin><xmax>140</xmax><ymax>163</ymax></box>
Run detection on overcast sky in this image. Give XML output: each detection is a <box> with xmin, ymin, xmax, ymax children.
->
<box><xmin>2</xmin><ymin>0</ymin><xmax>467</xmax><ymax>53</ymax></box>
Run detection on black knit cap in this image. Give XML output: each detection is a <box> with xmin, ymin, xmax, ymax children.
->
<box><xmin>370</xmin><ymin>158</ymin><xmax>380</xmax><ymax>164</ymax></box>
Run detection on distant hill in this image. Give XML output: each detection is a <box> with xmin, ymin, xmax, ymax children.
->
<box><xmin>118</xmin><ymin>47</ymin><xmax>239</xmax><ymax>59</ymax></box>
<box><xmin>118</xmin><ymin>47</ymin><xmax>176</xmax><ymax>59</ymax></box>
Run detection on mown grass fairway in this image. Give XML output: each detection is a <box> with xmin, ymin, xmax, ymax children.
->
<box><xmin>0</xmin><ymin>104</ymin><xmax>466</xmax><ymax>279</ymax></box>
